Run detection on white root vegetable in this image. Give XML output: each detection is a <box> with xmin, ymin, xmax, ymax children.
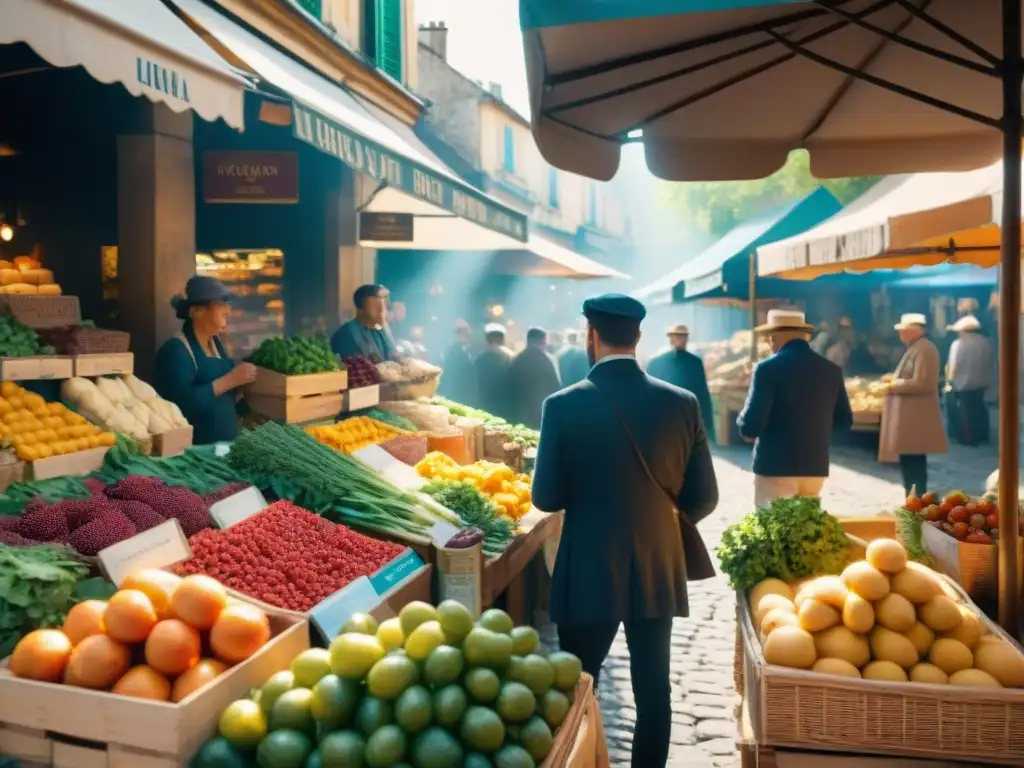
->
<box><xmin>123</xmin><ymin>374</ymin><xmax>158</xmax><ymax>404</ymax></box>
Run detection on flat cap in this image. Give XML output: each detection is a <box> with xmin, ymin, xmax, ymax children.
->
<box><xmin>582</xmin><ymin>293</ymin><xmax>646</xmax><ymax>322</ymax></box>
<box><xmin>484</xmin><ymin>322</ymin><xmax>507</xmax><ymax>335</ymax></box>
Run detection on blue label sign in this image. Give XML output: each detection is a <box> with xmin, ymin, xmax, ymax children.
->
<box><xmin>136</xmin><ymin>58</ymin><xmax>190</xmax><ymax>103</ymax></box>
<box><xmin>369</xmin><ymin>549</ymin><xmax>424</xmax><ymax>596</ymax></box>
<box><xmin>292</xmin><ymin>103</ymin><xmax>529</xmax><ymax>242</ymax></box>
<box><xmin>310</xmin><ymin>576</ymin><xmax>381</xmax><ymax>643</ymax></box>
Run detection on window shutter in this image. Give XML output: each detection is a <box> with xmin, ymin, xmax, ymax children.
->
<box><xmin>548</xmin><ymin>168</ymin><xmax>559</xmax><ymax>207</ymax></box>
<box><xmin>374</xmin><ymin>0</ymin><xmax>403</xmax><ymax>82</ymax></box>
<box><xmin>588</xmin><ymin>183</ymin><xmax>598</xmax><ymax>225</ymax></box>
<box><xmin>503</xmin><ymin>126</ymin><xmax>515</xmax><ymax>172</ymax></box>
<box><xmin>296</xmin><ymin>0</ymin><xmax>322</xmax><ymax>19</ymax></box>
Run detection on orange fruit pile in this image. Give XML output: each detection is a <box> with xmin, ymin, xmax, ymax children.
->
<box><xmin>0</xmin><ymin>382</ymin><xmax>116</xmax><ymax>462</ymax></box>
<box><xmin>9</xmin><ymin>570</ymin><xmax>271</xmax><ymax>702</ymax></box>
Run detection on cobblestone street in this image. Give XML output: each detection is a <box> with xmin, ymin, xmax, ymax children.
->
<box><xmin>544</xmin><ymin>433</ymin><xmax>1004</xmax><ymax>767</ymax></box>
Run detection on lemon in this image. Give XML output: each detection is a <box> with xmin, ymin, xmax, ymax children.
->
<box><xmin>399</xmin><ymin>601</ymin><xmax>439</xmax><ymax>636</ymax></box>
<box><xmin>330</xmin><ymin>633</ymin><xmax>386</xmax><ymax>679</ymax></box>
<box><xmin>291</xmin><ymin>648</ymin><xmax>332</xmax><ymax>688</ymax></box>
<box><xmin>218</xmin><ymin>699</ymin><xmax>267</xmax><ymax>750</ymax></box>
<box><xmin>405</xmin><ymin>620</ymin><xmax>446</xmax><ymax>662</ymax></box>
<box><xmin>376</xmin><ymin>617</ymin><xmax>405</xmax><ymax>651</ymax></box>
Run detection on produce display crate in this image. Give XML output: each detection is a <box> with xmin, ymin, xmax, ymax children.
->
<box><xmin>851</xmin><ymin>409</ymin><xmax>882</xmax><ymax>432</ymax></box>
<box><xmin>0</xmin><ymin>295</ymin><xmax>80</xmax><ymax>329</ymax></box>
<box><xmin>152</xmin><ymin>426</ymin><xmax>194</xmax><ymax>457</ymax></box>
<box><xmin>0</xmin><ymin>356</ymin><xmax>73</xmax><ymax>382</ymax></box>
<box><xmin>0</xmin><ymin>615</ymin><xmax>309</xmax><ymax>767</ymax></box>
<box><xmin>27</xmin><ymin>446</ymin><xmax>109</xmax><ymax>481</ymax></box>
<box><xmin>71</xmin><ymin>353</ymin><xmax>133</xmax><ymax>377</ymax></box>
<box><xmin>921</xmin><ymin>522</ymin><xmax>1024</xmax><ymax>603</ymax></box>
<box><xmin>344</xmin><ymin>384</ymin><xmax>381</xmax><ymax>412</ymax></box>
<box><xmin>247</xmin><ymin>367</ymin><xmax>348</xmax><ymax>397</ymax></box>
<box><xmin>540</xmin><ymin>673</ymin><xmax>610</xmax><ymax>768</ymax></box>
<box><xmin>245</xmin><ymin>391</ymin><xmax>343</xmax><ymax>424</ymax></box>
<box><xmin>0</xmin><ymin>458</ymin><xmax>24</xmax><ymax>492</ymax></box>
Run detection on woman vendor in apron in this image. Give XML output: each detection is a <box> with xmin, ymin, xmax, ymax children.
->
<box><xmin>154</xmin><ymin>276</ymin><xmax>256</xmax><ymax>444</ymax></box>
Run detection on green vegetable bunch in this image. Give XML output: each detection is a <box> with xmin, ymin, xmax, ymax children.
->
<box><xmin>716</xmin><ymin>497</ymin><xmax>850</xmax><ymax>590</ymax></box>
<box><xmin>363</xmin><ymin>407</ymin><xmax>418</xmax><ymax>432</ymax></box>
<box><xmin>894</xmin><ymin>506</ymin><xmax>932</xmax><ymax>566</ymax></box>
<box><xmin>251</xmin><ymin>336</ymin><xmax>342</xmax><ymax>376</ymax></box>
<box><xmin>429</xmin><ymin>397</ymin><xmax>539</xmax><ymax>449</ymax></box>
<box><xmin>0</xmin><ymin>314</ymin><xmax>53</xmax><ymax>357</ymax></box>
<box><xmin>422</xmin><ymin>480</ymin><xmax>516</xmax><ymax>555</ymax></box>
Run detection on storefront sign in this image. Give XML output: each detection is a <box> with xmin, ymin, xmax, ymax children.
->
<box><xmin>359</xmin><ymin>212</ymin><xmax>414</xmax><ymax>242</ymax></box>
<box><xmin>203</xmin><ymin>152</ymin><xmax>299</xmax><ymax>204</ymax></box>
<box><xmin>136</xmin><ymin>57</ymin><xmax>190</xmax><ymax>104</ymax></box>
<box><xmin>291</xmin><ymin>102</ymin><xmax>529</xmax><ymax>242</ymax></box>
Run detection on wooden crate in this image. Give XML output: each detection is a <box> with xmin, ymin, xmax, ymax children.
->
<box><xmin>245</xmin><ymin>391</ymin><xmax>343</xmax><ymax>424</ymax></box>
<box><xmin>28</xmin><ymin>446</ymin><xmax>109</xmax><ymax>481</ymax></box>
<box><xmin>0</xmin><ymin>615</ymin><xmax>308</xmax><ymax>766</ymax></box>
<box><xmin>72</xmin><ymin>353</ymin><xmax>133</xmax><ymax>377</ymax></box>
<box><xmin>152</xmin><ymin>426</ymin><xmax>193</xmax><ymax>457</ymax></box>
<box><xmin>248</xmin><ymin>367</ymin><xmax>347</xmax><ymax>397</ymax></box>
<box><xmin>0</xmin><ymin>356</ymin><xmax>73</xmax><ymax>382</ymax></box>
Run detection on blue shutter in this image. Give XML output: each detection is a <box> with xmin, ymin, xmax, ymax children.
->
<box><xmin>503</xmin><ymin>126</ymin><xmax>515</xmax><ymax>172</ymax></box>
<box><xmin>588</xmin><ymin>183</ymin><xmax>597</xmax><ymax>225</ymax></box>
<box><xmin>296</xmin><ymin>0</ymin><xmax>323</xmax><ymax>19</ymax></box>
<box><xmin>373</xmin><ymin>0</ymin><xmax>403</xmax><ymax>82</ymax></box>
<box><xmin>548</xmin><ymin>168</ymin><xmax>559</xmax><ymax>207</ymax></box>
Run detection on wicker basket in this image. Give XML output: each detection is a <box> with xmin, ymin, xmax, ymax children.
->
<box><xmin>37</xmin><ymin>326</ymin><xmax>130</xmax><ymax>355</ymax></box>
<box><xmin>738</xmin><ymin>587</ymin><xmax>1024</xmax><ymax>763</ymax></box>
<box><xmin>380</xmin><ymin>373</ymin><xmax>441</xmax><ymax>402</ymax></box>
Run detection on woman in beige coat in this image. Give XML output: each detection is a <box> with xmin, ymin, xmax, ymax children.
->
<box><xmin>878</xmin><ymin>313</ymin><xmax>949</xmax><ymax>494</ymax></box>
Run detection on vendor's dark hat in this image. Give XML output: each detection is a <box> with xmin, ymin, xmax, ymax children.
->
<box><xmin>582</xmin><ymin>293</ymin><xmax>646</xmax><ymax>323</ymax></box>
<box><xmin>171</xmin><ymin>275</ymin><xmax>230</xmax><ymax>320</ymax></box>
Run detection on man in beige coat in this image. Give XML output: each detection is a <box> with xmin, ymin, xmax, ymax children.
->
<box><xmin>879</xmin><ymin>313</ymin><xmax>949</xmax><ymax>494</ymax></box>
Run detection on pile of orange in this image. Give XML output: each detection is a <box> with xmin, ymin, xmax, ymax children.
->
<box><xmin>0</xmin><ymin>382</ymin><xmax>116</xmax><ymax>462</ymax></box>
<box><xmin>9</xmin><ymin>570</ymin><xmax>271</xmax><ymax>702</ymax></box>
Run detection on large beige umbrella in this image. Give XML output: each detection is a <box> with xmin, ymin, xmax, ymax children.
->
<box><xmin>520</xmin><ymin>0</ymin><xmax>1023</xmax><ymax>632</ymax></box>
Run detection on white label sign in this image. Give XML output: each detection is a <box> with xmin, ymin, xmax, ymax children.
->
<box><xmin>210</xmin><ymin>486</ymin><xmax>268</xmax><ymax>529</ymax></box>
<box><xmin>310</xmin><ymin>576</ymin><xmax>382</xmax><ymax>643</ymax></box>
<box><xmin>427</xmin><ymin>519</ymin><xmax>461</xmax><ymax>547</ymax></box>
<box><xmin>348</xmin><ymin>384</ymin><xmax>380</xmax><ymax>411</ymax></box>
<box><xmin>922</xmin><ymin>523</ymin><xmax>962</xmax><ymax>582</ymax></box>
<box><xmin>352</xmin><ymin>444</ymin><xmax>425</xmax><ymax>491</ymax></box>
<box><xmin>99</xmin><ymin>519</ymin><xmax>191</xmax><ymax>587</ymax></box>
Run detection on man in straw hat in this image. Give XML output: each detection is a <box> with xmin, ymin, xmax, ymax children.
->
<box><xmin>880</xmin><ymin>314</ymin><xmax>949</xmax><ymax>494</ymax></box>
<box><xmin>945</xmin><ymin>314</ymin><xmax>994</xmax><ymax>446</ymax></box>
<box><xmin>738</xmin><ymin>308</ymin><xmax>853</xmax><ymax>508</ymax></box>
<box><xmin>648</xmin><ymin>324</ymin><xmax>715</xmax><ymax>444</ymax></box>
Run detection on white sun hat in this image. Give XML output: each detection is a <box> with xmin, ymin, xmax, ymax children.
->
<box><xmin>894</xmin><ymin>313</ymin><xmax>928</xmax><ymax>331</ymax></box>
<box><xmin>755</xmin><ymin>309</ymin><xmax>812</xmax><ymax>333</ymax></box>
<box><xmin>949</xmin><ymin>315</ymin><xmax>982</xmax><ymax>333</ymax></box>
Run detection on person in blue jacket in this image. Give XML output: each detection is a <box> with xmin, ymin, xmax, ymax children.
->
<box><xmin>154</xmin><ymin>276</ymin><xmax>255</xmax><ymax>445</ymax></box>
<box><xmin>330</xmin><ymin>284</ymin><xmax>398</xmax><ymax>362</ymax></box>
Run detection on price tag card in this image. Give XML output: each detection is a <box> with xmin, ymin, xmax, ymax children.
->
<box><xmin>368</xmin><ymin>549</ymin><xmax>424</xmax><ymax>596</ymax></box>
<box><xmin>352</xmin><ymin>445</ymin><xmax>425</xmax><ymax>491</ymax></box>
<box><xmin>348</xmin><ymin>385</ymin><xmax>381</xmax><ymax>411</ymax></box>
<box><xmin>99</xmin><ymin>519</ymin><xmax>191</xmax><ymax>587</ymax></box>
<box><xmin>427</xmin><ymin>520</ymin><xmax>461</xmax><ymax>548</ymax></box>
<box><xmin>210</xmin><ymin>486</ymin><xmax>268</xmax><ymax>529</ymax></box>
<box><xmin>310</xmin><ymin>576</ymin><xmax>382</xmax><ymax>643</ymax></box>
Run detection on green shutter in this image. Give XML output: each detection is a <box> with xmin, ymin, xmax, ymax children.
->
<box><xmin>296</xmin><ymin>0</ymin><xmax>322</xmax><ymax>19</ymax></box>
<box><xmin>374</xmin><ymin>0</ymin><xmax>403</xmax><ymax>82</ymax></box>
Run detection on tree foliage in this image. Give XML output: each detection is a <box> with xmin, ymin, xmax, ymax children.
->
<box><xmin>660</xmin><ymin>150</ymin><xmax>880</xmax><ymax>238</ymax></box>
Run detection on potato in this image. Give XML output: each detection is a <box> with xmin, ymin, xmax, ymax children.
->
<box><xmin>863</xmin><ymin>660</ymin><xmax>908</xmax><ymax>682</ymax></box>
<box><xmin>904</xmin><ymin>622</ymin><xmax>935</xmax><ymax>659</ymax></box>
<box><xmin>814</xmin><ymin>625</ymin><xmax>871</xmax><ymax>668</ymax></box>
<box><xmin>909</xmin><ymin>663</ymin><xmax>948</xmax><ymax>685</ymax></box>
<box><xmin>754</xmin><ymin>593</ymin><xmax>796</xmax><ymax>626</ymax></box>
<box><xmin>841</xmin><ymin>561</ymin><xmax>890</xmax><ymax>601</ymax></box>
<box><xmin>948</xmin><ymin>669</ymin><xmax>1002</xmax><ymax>689</ymax></box>
<box><xmin>874</xmin><ymin>593</ymin><xmax>916</xmax><ymax>633</ymax></box>
<box><xmin>976</xmin><ymin>634</ymin><xmax>1002</xmax><ymax>648</ymax></box>
<box><xmin>750</xmin><ymin>579</ymin><xmax>793</xmax><ymax>611</ymax></box>
<box><xmin>763</xmin><ymin>625</ymin><xmax>817</xmax><ymax>669</ymax></box>
<box><xmin>797</xmin><ymin>576</ymin><xmax>848</xmax><ymax>609</ymax></box>
<box><xmin>811</xmin><ymin>658</ymin><xmax>861</xmax><ymax>678</ymax></box>
<box><xmin>870</xmin><ymin>627</ymin><xmax>919</xmax><ymax>669</ymax></box>
<box><xmin>892</xmin><ymin>562</ymin><xmax>943</xmax><ymax>604</ymax></box>
<box><xmin>842</xmin><ymin>591</ymin><xmax>875</xmax><ymax>634</ymax></box>
<box><xmin>761</xmin><ymin>608</ymin><xmax>801</xmax><ymax>637</ymax></box>
<box><xmin>940</xmin><ymin>606</ymin><xmax>982</xmax><ymax>649</ymax></box>
<box><xmin>974</xmin><ymin>641</ymin><xmax>1024</xmax><ymax>687</ymax></box>
<box><xmin>866</xmin><ymin>538</ymin><xmax>908</xmax><ymax>573</ymax></box>
<box><xmin>919</xmin><ymin>595</ymin><xmax>963</xmax><ymax>632</ymax></box>
<box><xmin>928</xmin><ymin>638</ymin><xmax>973</xmax><ymax>674</ymax></box>
<box><xmin>798</xmin><ymin>599</ymin><xmax>841</xmax><ymax>632</ymax></box>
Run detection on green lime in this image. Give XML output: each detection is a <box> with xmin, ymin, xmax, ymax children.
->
<box><xmin>399</xmin><ymin>601</ymin><xmax>439</xmax><ymax>636</ymax></box>
<box><xmin>463</xmin><ymin>627</ymin><xmax>513</xmax><ymax>669</ymax></box>
<box><xmin>509</xmin><ymin>627</ymin><xmax>539</xmax><ymax>656</ymax></box>
<box><xmin>547</xmin><ymin>652</ymin><xmax>582</xmax><ymax>691</ymax></box>
<box><xmin>494</xmin><ymin>744</ymin><xmax>536</xmax><ymax>768</ymax></box>
<box><xmin>436</xmin><ymin>600</ymin><xmax>474</xmax><ymax>644</ymax></box>
<box><xmin>342</xmin><ymin>612</ymin><xmax>379</xmax><ymax>635</ymax></box>
<box><xmin>410</xmin><ymin>726</ymin><xmax>464</xmax><ymax>768</ymax></box>
<box><xmin>511</xmin><ymin>655</ymin><xmax>554</xmax><ymax>696</ymax></box>
<box><xmin>292</xmin><ymin>648</ymin><xmax>333</xmax><ymax>688</ymax></box>
<box><xmin>217</xmin><ymin>698</ymin><xmax>266</xmax><ymax>750</ymax></box>
<box><xmin>366</xmin><ymin>654</ymin><xmax>419</xmax><ymax>700</ymax></box>
<box><xmin>376</xmin><ymin>617</ymin><xmax>405</xmax><ymax>651</ymax></box>
<box><xmin>464</xmin><ymin>667</ymin><xmax>501</xmax><ymax>703</ymax></box>
<box><xmin>191</xmin><ymin>736</ymin><xmax>249</xmax><ymax>768</ymax></box>
<box><xmin>318</xmin><ymin>730</ymin><xmax>366</xmax><ymax>768</ymax></box>
<box><xmin>539</xmin><ymin>689</ymin><xmax>571</xmax><ymax>729</ymax></box>
<box><xmin>271</xmin><ymin>688</ymin><xmax>315</xmax><ymax>734</ymax></box>
<box><xmin>423</xmin><ymin>645</ymin><xmax>464</xmax><ymax>687</ymax></box>
<box><xmin>496</xmin><ymin>682</ymin><xmax>536</xmax><ymax>723</ymax></box>
<box><xmin>330</xmin><ymin>633</ymin><xmax>386</xmax><ymax>679</ymax></box>
<box><xmin>506</xmin><ymin>723</ymin><xmax>522</xmax><ymax>743</ymax></box>
<box><xmin>404</xmin><ymin>620</ymin><xmax>446</xmax><ymax>662</ymax></box>
<box><xmin>432</xmin><ymin>684</ymin><xmax>468</xmax><ymax>728</ymax></box>
<box><xmin>259</xmin><ymin>670</ymin><xmax>296</xmax><ymax>716</ymax></box>
<box><xmin>478</xmin><ymin>608</ymin><xmax>514</xmax><ymax>635</ymax></box>
<box><xmin>519</xmin><ymin>717</ymin><xmax>554</xmax><ymax>762</ymax></box>
<box><xmin>310</xmin><ymin>674</ymin><xmax>361</xmax><ymax>729</ymax></box>
<box><xmin>355</xmin><ymin>696</ymin><xmax>393</xmax><ymax>738</ymax></box>
<box><xmin>364</xmin><ymin>724</ymin><xmax>407</xmax><ymax>767</ymax></box>
<box><xmin>463</xmin><ymin>754</ymin><xmax>493</xmax><ymax>768</ymax></box>
<box><xmin>257</xmin><ymin>729</ymin><xmax>313</xmax><ymax>768</ymax></box>
<box><xmin>394</xmin><ymin>684</ymin><xmax>433</xmax><ymax>734</ymax></box>
<box><xmin>460</xmin><ymin>706</ymin><xmax>505</xmax><ymax>753</ymax></box>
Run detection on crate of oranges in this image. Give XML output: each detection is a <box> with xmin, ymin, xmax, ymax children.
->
<box><xmin>0</xmin><ymin>569</ymin><xmax>308</xmax><ymax>767</ymax></box>
<box><xmin>0</xmin><ymin>381</ymin><xmax>116</xmax><ymax>479</ymax></box>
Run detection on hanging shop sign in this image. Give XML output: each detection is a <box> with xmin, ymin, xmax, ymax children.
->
<box><xmin>291</xmin><ymin>102</ymin><xmax>529</xmax><ymax>242</ymax></box>
<box><xmin>359</xmin><ymin>212</ymin><xmax>414</xmax><ymax>242</ymax></box>
<box><xmin>203</xmin><ymin>151</ymin><xmax>299</xmax><ymax>204</ymax></box>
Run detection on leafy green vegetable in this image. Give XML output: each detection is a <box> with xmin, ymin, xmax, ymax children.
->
<box><xmin>363</xmin><ymin>407</ymin><xmax>418</xmax><ymax>432</ymax></box>
<box><xmin>429</xmin><ymin>397</ymin><xmax>539</xmax><ymax>449</ymax></box>
<box><xmin>894</xmin><ymin>507</ymin><xmax>932</xmax><ymax>566</ymax></box>
<box><xmin>250</xmin><ymin>336</ymin><xmax>342</xmax><ymax>376</ymax></box>
<box><xmin>716</xmin><ymin>497</ymin><xmax>850</xmax><ymax>590</ymax></box>
<box><xmin>422</xmin><ymin>480</ymin><xmax>516</xmax><ymax>556</ymax></box>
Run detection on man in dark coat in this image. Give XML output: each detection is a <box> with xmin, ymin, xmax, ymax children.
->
<box><xmin>737</xmin><ymin>309</ymin><xmax>853</xmax><ymax>508</ymax></box>
<box><xmin>647</xmin><ymin>323</ymin><xmax>716</xmax><ymax>444</ymax></box>
<box><xmin>532</xmin><ymin>294</ymin><xmax>719</xmax><ymax>768</ymax></box>
<box><xmin>555</xmin><ymin>329</ymin><xmax>590</xmax><ymax>387</ymax></box>
<box><xmin>437</xmin><ymin>320</ymin><xmax>476</xmax><ymax>406</ymax></box>
<box><xmin>473</xmin><ymin>323</ymin><xmax>513</xmax><ymax>419</ymax></box>
<box><xmin>507</xmin><ymin>327</ymin><xmax>562</xmax><ymax>428</ymax></box>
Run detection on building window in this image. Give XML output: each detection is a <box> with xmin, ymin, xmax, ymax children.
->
<box><xmin>295</xmin><ymin>0</ymin><xmax>323</xmax><ymax>18</ymax></box>
<box><xmin>548</xmin><ymin>168</ymin><xmax>559</xmax><ymax>208</ymax></box>
<box><xmin>503</xmin><ymin>125</ymin><xmax>515</xmax><ymax>173</ymax></box>
<box><xmin>588</xmin><ymin>183</ymin><xmax>598</xmax><ymax>226</ymax></box>
<box><xmin>363</xmin><ymin>0</ymin><xmax>403</xmax><ymax>82</ymax></box>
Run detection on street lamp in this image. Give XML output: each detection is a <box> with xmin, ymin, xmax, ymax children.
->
<box><xmin>0</xmin><ymin>225</ymin><xmax>12</xmax><ymax>243</ymax></box>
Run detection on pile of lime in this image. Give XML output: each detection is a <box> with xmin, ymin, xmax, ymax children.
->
<box><xmin>193</xmin><ymin>601</ymin><xmax>583</xmax><ymax>768</ymax></box>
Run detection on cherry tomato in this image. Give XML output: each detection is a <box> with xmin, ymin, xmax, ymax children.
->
<box><xmin>921</xmin><ymin>492</ymin><xmax>938</xmax><ymax>506</ymax></box>
<box><xmin>904</xmin><ymin>495</ymin><xmax>924</xmax><ymax>513</ymax></box>
<box><xmin>976</xmin><ymin>499</ymin><xmax>993</xmax><ymax>514</ymax></box>
<box><xmin>966</xmin><ymin>531</ymin><xmax>992</xmax><ymax>544</ymax></box>
<box><xmin>923</xmin><ymin>505</ymin><xmax>945</xmax><ymax>522</ymax></box>
<box><xmin>947</xmin><ymin>506</ymin><xmax>969</xmax><ymax>523</ymax></box>
<box><xmin>939</xmin><ymin>501</ymin><xmax>955</xmax><ymax>514</ymax></box>
<box><xmin>965</xmin><ymin>502</ymin><xmax>979</xmax><ymax>514</ymax></box>
<box><xmin>951</xmin><ymin>521</ymin><xmax>970</xmax><ymax>539</ymax></box>
<box><xmin>969</xmin><ymin>513</ymin><xmax>988</xmax><ymax>529</ymax></box>
<box><xmin>986</xmin><ymin>512</ymin><xmax>1000</xmax><ymax>528</ymax></box>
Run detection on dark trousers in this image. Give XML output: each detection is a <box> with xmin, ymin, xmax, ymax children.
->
<box><xmin>558</xmin><ymin>619</ymin><xmax>673</xmax><ymax>768</ymax></box>
<box><xmin>946</xmin><ymin>388</ymin><xmax>989</xmax><ymax>446</ymax></box>
<box><xmin>899</xmin><ymin>454</ymin><xmax>928</xmax><ymax>496</ymax></box>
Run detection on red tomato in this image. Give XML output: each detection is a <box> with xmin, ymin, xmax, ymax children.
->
<box><xmin>904</xmin><ymin>496</ymin><xmax>924</xmax><ymax>513</ymax></box>
<box><xmin>952</xmin><ymin>521</ymin><xmax>970</xmax><ymax>539</ymax></box>
<box><xmin>947</xmin><ymin>506</ymin><xmax>969</xmax><ymax>523</ymax></box>
<box><xmin>976</xmin><ymin>499</ymin><xmax>993</xmax><ymax>514</ymax></box>
<box><xmin>965</xmin><ymin>531</ymin><xmax>993</xmax><ymax>544</ymax></box>
<box><xmin>965</xmin><ymin>502</ymin><xmax>978</xmax><ymax>514</ymax></box>
<box><xmin>987</xmin><ymin>512</ymin><xmax>1001</xmax><ymax>528</ymax></box>
<box><xmin>921</xmin><ymin>492</ymin><xmax>938</xmax><ymax>506</ymax></box>
<box><xmin>923</xmin><ymin>505</ymin><xmax>945</xmax><ymax>522</ymax></box>
<box><xmin>969</xmin><ymin>513</ymin><xmax>988</xmax><ymax>529</ymax></box>
<box><xmin>939</xmin><ymin>501</ymin><xmax>955</xmax><ymax>514</ymax></box>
